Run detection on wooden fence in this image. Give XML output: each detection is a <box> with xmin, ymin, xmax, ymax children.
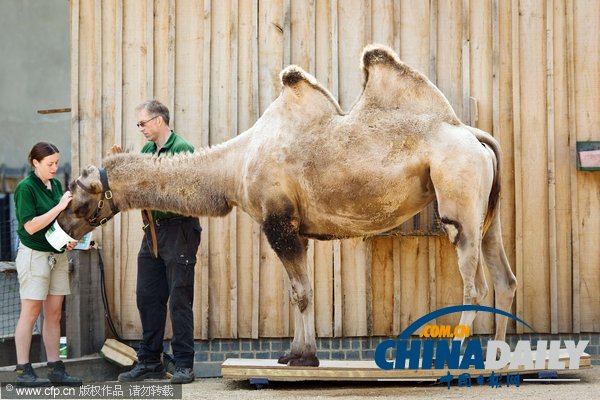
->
<box><xmin>70</xmin><ymin>0</ymin><xmax>600</xmax><ymax>340</ymax></box>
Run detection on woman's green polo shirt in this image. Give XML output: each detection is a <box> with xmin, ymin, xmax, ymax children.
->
<box><xmin>14</xmin><ymin>171</ymin><xmax>64</xmax><ymax>253</ymax></box>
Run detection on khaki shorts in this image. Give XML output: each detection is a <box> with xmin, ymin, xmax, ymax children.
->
<box><xmin>15</xmin><ymin>243</ymin><xmax>70</xmax><ymax>300</ymax></box>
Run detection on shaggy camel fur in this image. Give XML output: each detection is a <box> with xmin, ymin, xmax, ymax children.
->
<box><xmin>57</xmin><ymin>44</ymin><xmax>517</xmax><ymax>367</ymax></box>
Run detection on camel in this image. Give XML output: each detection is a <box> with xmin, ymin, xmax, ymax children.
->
<box><xmin>57</xmin><ymin>44</ymin><xmax>517</xmax><ymax>367</ymax></box>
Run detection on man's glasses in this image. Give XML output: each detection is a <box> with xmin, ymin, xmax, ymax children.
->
<box><xmin>136</xmin><ymin>115</ymin><xmax>159</xmax><ymax>128</ymax></box>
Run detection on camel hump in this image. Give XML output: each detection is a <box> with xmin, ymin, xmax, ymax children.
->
<box><xmin>359</xmin><ymin>44</ymin><xmax>460</xmax><ymax>124</ymax></box>
<box><xmin>280</xmin><ymin>65</ymin><xmax>344</xmax><ymax>115</ymax></box>
<box><xmin>361</xmin><ymin>44</ymin><xmax>401</xmax><ymax>69</ymax></box>
<box><xmin>281</xmin><ymin>65</ymin><xmax>317</xmax><ymax>87</ymax></box>
<box><xmin>361</xmin><ymin>44</ymin><xmax>424</xmax><ymax>81</ymax></box>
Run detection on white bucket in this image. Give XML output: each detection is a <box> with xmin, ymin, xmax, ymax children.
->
<box><xmin>45</xmin><ymin>220</ymin><xmax>76</xmax><ymax>251</ymax></box>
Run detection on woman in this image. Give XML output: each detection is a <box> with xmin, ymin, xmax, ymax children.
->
<box><xmin>13</xmin><ymin>142</ymin><xmax>81</xmax><ymax>387</ymax></box>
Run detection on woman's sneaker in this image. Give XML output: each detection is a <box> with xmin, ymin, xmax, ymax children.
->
<box><xmin>47</xmin><ymin>360</ymin><xmax>83</xmax><ymax>386</ymax></box>
<box><xmin>15</xmin><ymin>363</ymin><xmax>51</xmax><ymax>387</ymax></box>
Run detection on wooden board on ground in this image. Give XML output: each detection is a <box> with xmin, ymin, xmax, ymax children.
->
<box><xmin>221</xmin><ymin>350</ymin><xmax>591</xmax><ymax>382</ymax></box>
<box><xmin>99</xmin><ymin>339</ymin><xmax>137</xmax><ymax>367</ymax></box>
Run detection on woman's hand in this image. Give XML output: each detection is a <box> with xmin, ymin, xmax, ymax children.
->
<box><xmin>66</xmin><ymin>241</ymin><xmax>78</xmax><ymax>251</ymax></box>
<box><xmin>58</xmin><ymin>191</ymin><xmax>73</xmax><ymax>211</ymax></box>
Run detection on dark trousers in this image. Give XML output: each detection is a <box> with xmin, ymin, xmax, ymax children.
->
<box><xmin>136</xmin><ymin>217</ymin><xmax>201</xmax><ymax>368</ymax></box>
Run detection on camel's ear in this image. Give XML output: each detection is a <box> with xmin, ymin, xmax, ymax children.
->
<box><xmin>89</xmin><ymin>181</ymin><xmax>103</xmax><ymax>194</ymax></box>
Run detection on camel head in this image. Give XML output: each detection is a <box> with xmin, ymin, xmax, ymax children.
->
<box><xmin>57</xmin><ymin>165</ymin><xmax>119</xmax><ymax>239</ymax></box>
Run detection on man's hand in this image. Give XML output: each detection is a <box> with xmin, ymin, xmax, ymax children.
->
<box><xmin>110</xmin><ymin>144</ymin><xmax>124</xmax><ymax>155</ymax></box>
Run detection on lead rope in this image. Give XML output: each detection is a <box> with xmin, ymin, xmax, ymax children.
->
<box><xmin>96</xmin><ymin>246</ymin><xmax>123</xmax><ymax>342</ymax></box>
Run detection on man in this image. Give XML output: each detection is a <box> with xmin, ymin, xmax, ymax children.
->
<box><xmin>117</xmin><ymin>100</ymin><xmax>201</xmax><ymax>385</ymax></box>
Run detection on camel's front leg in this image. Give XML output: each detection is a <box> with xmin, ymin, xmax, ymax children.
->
<box><xmin>278</xmin><ymin>304</ymin><xmax>304</xmax><ymax>364</ymax></box>
<box><xmin>263</xmin><ymin>210</ymin><xmax>319</xmax><ymax>367</ymax></box>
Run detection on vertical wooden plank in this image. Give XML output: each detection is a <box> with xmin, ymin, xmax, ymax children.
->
<box><xmin>174</xmin><ymin>0</ymin><xmax>208</xmax><ymax>339</ymax></box>
<box><xmin>565</xmin><ymin>0</ymin><xmax>580</xmax><ymax>334</ymax></box>
<box><xmin>120</xmin><ymin>0</ymin><xmax>152</xmax><ymax>338</ymax></box>
<box><xmin>208</xmin><ymin>0</ymin><xmax>236</xmax><ymax>338</ymax></box>
<box><xmin>258</xmin><ymin>0</ymin><xmax>286</xmax><ymax>338</ymax></box>
<box><xmin>371</xmin><ymin>0</ymin><xmax>396</xmax><ymax>48</ymax></box>
<box><xmin>313</xmin><ymin>0</ymin><xmax>334</xmax><ymax>338</ymax></box>
<box><xmin>288</xmin><ymin>0</ymin><xmax>317</xmax><ymax>335</ymax></box>
<box><xmin>573</xmin><ymin>0</ymin><xmax>600</xmax><ymax>333</ymax></box>
<box><xmin>461</xmin><ymin>0</ymin><xmax>470</xmax><ymax>123</ymax></box>
<box><xmin>100</xmin><ymin>0</ymin><xmax>124</xmax><ymax>337</ymax></box>
<box><xmin>435</xmin><ymin>237</ymin><xmax>462</xmax><ymax>327</ymax></box>
<box><xmin>399</xmin><ymin>237</ymin><xmax>431</xmax><ymax>334</ymax></box>
<box><xmin>470</xmin><ymin>0</ymin><xmax>494</xmax><ymax>335</ymax></box>
<box><xmin>400</xmin><ymin>0</ymin><xmax>430</xmax><ymax>72</ymax></box>
<box><xmin>70</xmin><ymin>0</ymin><xmax>80</xmax><ymax>175</ymax></box>
<box><xmin>435</xmin><ymin>0</ymin><xmax>464</xmax><ymax>324</ymax></box>
<box><xmin>330</xmin><ymin>0</ymin><xmax>343</xmax><ymax>339</ymax></box>
<box><xmin>338</xmin><ymin>0</ymin><xmax>370</xmax><ymax>337</ymax></box>
<box><xmin>200</xmin><ymin>0</ymin><xmax>212</xmax><ymax>340</ymax></box>
<box><xmin>236</xmin><ymin>0</ymin><xmax>260</xmax><ymax>339</ymax></box>
<box><xmin>429</xmin><ymin>0</ymin><xmax>438</xmax><ymax>84</ymax></box>
<box><xmin>492</xmin><ymin>0</ymin><xmax>517</xmax><ymax>334</ymax></box>
<box><xmin>545</xmin><ymin>0</ymin><xmax>558</xmax><ymax>334</ymax></box>
<box><xmin>112</xmin><ymin>0</ymin><xmax>124</xmax><ymax>338</ymax></box>
<box><xmin>519</xmin><ymin>0</ymin><xmax>550</xmax><ymax>333</ymax></box>
<box><xmin>392</xmin><ymin>238</ymin><xmax>401</xmax><ymax>335</ymax></box>
<box><xmin>153</xmin><ymin>0</ymin><xmax>176</xmax><ymax>111</ymax></box>
<box><xmin>371</xmin><ymin>238</ymin><xmax>394</xmax><ymax>336</ymax></box>
<box><xmin>511</xmin><ymin>0</ymin><xmax>524</xmax><ymax>334</ymax></box>
<box><xmin>437</xmin><ymin>0</ymin><xmax>463</xmax><ymax>116</ymax></box>
<box><xmin>550</xmin><ymin>0</ymin><xmax>572</xmax><ymax>333</ymax></box>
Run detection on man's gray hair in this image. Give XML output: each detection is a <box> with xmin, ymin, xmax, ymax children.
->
<box><xmin>136</xmin><ymin>99</ymin><xmax>170</xmax><ymax>126</ymax></box>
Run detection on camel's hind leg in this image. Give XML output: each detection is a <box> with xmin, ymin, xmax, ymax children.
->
<box><xmin>432</xmin><ymin>159</ymin><xmax>492</xmax><ymax>334</ymax></box>
<box><xmin>482</xmin><ymin>212</ymin><xmax>517</xmax><ymax>341</ymax></box>
<box><xmin>262</xmin><ymin>209</ymin><xmax>319</xmax><ymax>367</ymax></box>
<box><xmin>440</xmin><ymin>213</ymin><xmax>484</xmax><ymax>330</ymax></box>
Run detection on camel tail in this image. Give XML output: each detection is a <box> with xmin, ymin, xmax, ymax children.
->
<box><xmin>471</xmin><ymin>128</ymin><xmax>502</xmax><ymax>236</ymax></box>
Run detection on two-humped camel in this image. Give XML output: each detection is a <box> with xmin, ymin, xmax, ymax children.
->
<box><xmin>57</xmin><ymin>44</ymin><xmax>517</xmax><ymax>367</ymax></box>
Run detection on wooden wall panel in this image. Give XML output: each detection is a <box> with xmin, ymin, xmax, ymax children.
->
<box><xmin>573</xmin><ymin>0</ymin><xmax>600</xmax><ymax>333</ymax></box>
<box><xmin>70</xmin><ymin>0</ymin><xmax>600</xmax><ymax>340</ymax></box>
<box><xmin>236</xmin><ymin>0</ymin><xmax>260</xmax><ymax>339</ymax></box>
<box><xmin>257</xmin><ymin>0</ymin><xmax>288</xmax><ymax>338</ymax></box>
<box><xmin>519</xmin><ymin>0</ymin><xmax>551</xmax><ymax>332</ymax></box>
<box><xmin>470</xmin><ymin>0</ymin><xmax>495</xmax><ymax>335</ymax></box>
<box><xmin>551</xmin><ymin>0</ymin><xmax>573</xmax><ymax>333</ymax></box>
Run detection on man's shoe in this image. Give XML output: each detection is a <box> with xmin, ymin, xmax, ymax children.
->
<box><xmin>162</xmin><ymin>353</ymin><xmax>176</xmax><ymax>375</ymax></box>
<box><xmin>118</xmin><ymin>361</ymin><xmax>166</xmax><ymax>382</ymax></box>
<box><xmin>15</xmin><ymin>363</ymin><xmax>51</xmax><ymax>387</ymax></box>
<box><xmin>170</xmin><ymin>367</ymin><xmax>194</xmax><ymax>384</ymax></box>
<box><xmin>47</xmin><ymin>360</ymin><xmax>83</xmax><ymax>386</ymax></box>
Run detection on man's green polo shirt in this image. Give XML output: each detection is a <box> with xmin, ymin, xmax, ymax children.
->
<box><xmin>14</xmin><ymin>171</ymin><xmax>65</xmax><ymax>253</ymax></box>
<box><xmin>141</xmin><ymin>131</ymin><xmax>194</xmax><ymax>221</ymax></box>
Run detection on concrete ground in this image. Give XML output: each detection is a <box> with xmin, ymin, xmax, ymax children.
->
<box><xmin>0</xmin><ymin>356</ymin><xmax>596</xmax><ymax>399</ymax></box>
<box><xmin>181</xmin><ymin>367</ymin><xmax>598</xmax><ymax>400</ymax></box>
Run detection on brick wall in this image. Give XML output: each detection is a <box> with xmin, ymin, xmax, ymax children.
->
<box><xmin>154</xmin><ymin>333</ymin><xmax>600</xmax><ymax>377</ymax></box>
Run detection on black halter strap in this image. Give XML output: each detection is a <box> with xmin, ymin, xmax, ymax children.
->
<box><xmin>76</xmin><ymin>167</ymin><xmax>120</xmax><ymax>227</ymax></box>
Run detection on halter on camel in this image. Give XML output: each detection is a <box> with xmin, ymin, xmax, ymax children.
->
<box><xmin>76</xmin><ymin>167</ymin><xmax>120</xmax><ymax>227</ymax></box>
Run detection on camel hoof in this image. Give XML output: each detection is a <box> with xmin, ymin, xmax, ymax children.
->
<box><xmin>277</xmin><ymin>353</ymin><xmax>301</xmax><ymax>364</ymax></box>
<box><xmin>288</xmin><ymin>355</ymin><xmax>320</xmax><ymax>367</ymax></box>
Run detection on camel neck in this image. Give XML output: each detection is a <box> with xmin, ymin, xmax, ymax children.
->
<box><xmin>103</xmin><ymin>144</ymin><xmax>243</xmax><ymax>218</ymax></box>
